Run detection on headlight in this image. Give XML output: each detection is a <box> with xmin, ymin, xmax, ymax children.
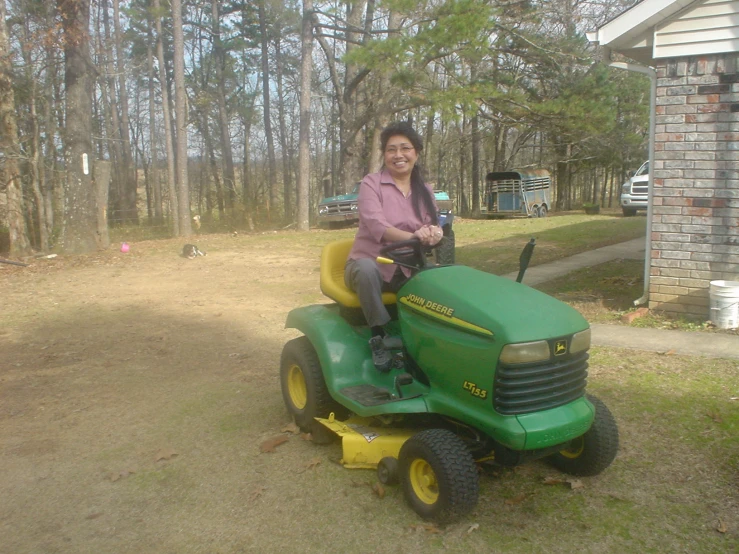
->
<box><xmin>319</xmin><ymin>206</ymin><xmax>328</xmax><ymax>215</ymax></box>
<box><xmin>570</xmin><ymin>328</ymin><xmax>591</xmax><ymax>354</ymax></box>
<box><xmin>621</xmin><ymin>183</ymin><xmax>630</xmax><ymax>193</ymax></box>
<box><xmin>500</xmin><ymin>340</ymin><xmax>550</xmax><ymax>364</ymax></box>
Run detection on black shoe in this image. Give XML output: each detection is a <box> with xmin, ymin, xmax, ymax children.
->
<box><xmin>369</xmin><ymin>336</ymin><xmax>392</xmax><ymax>373</ymax></box>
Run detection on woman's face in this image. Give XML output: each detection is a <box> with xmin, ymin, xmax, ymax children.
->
<box><xmin>384</xmin><ymin>134</ymin><xmax>418</xmax><ymax>180</ymax></box>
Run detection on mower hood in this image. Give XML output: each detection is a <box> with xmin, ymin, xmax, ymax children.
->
<box><xmin>397</xmin><ymin>265</ymin><xmax>589</xmax><ymax>343</ymax></box>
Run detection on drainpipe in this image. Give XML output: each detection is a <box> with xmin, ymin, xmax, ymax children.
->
<box><xmin>607</xmin><ymin>61</ymin><xmax>657</xmax><ymax>307</ymax></box>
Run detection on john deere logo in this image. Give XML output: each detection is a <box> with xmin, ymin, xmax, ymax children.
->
<box><xmin>554</xmin><ymin>340</ymin><xmax>568</xmax><ymax>356</ymax></box>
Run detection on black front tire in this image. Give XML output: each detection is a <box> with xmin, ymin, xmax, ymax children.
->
<box><xmin>622</xmin><ymin>207</ymin><xmax>637</xmax><ymax>217</ymax></box>
<box><xmin>547</xmin><ymin>394</ymin><xmax>619</xmax><ymax>476</ymax></box>
<box><xmin>435</xmin><ymin>229</ymin><xmax>455</xmax><ymax>265</ymax></box>
<box><xmin>399</xmin><ymin>429</ymin><xmax>478</xmax><ymax>523</ymax></box>
<box><xmin>279</xmin><ymin>336</ymin><xmax>348</xmax><ymax>432</ymax></box>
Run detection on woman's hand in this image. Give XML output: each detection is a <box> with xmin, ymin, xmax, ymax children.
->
<box><xmin>414</xmin><ymin>225</ymin><xmax>443</xmax><ymax>246</ymax></box>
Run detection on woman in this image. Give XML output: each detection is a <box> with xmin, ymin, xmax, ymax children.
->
<box><xmin>344</xmin><ymin>121</ymin><xmax>444</xmax><ymax>371</ymax></box>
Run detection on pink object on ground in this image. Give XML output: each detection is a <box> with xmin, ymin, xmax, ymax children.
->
<box><xmin>120</xmin><ymin>243</ymin><xmax>130</xmax><ymax>253</ymax></box>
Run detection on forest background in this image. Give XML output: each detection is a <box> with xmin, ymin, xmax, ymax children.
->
<box><xmin>0</xmin><ymin>0</ymin><xmax>650</xmax><ymax>255</ymax></box>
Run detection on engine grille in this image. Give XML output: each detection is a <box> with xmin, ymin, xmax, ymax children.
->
<box><xmin>632</xmin><ymin>183</ymin><xmax>648</xmax><ymax>195</ymax></box>
<box><xmin>321</xmin><ymin>201</ymin><xmax>356</xmax><ymax>215</ymax></box>
<box><xmin>494</xmin><ymin>351</ymin><xmax>589</xmax><ymax>415</ymax></box>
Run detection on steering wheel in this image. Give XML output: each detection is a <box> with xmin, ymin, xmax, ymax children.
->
<box><xmin>379</xmin><ymin>238</ymin><xmax>440</xmax><ymax>272</ymax></box>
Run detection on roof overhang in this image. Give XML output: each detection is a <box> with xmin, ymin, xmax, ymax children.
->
<box><xmin>586</xmin><ymin>0</ymin><xmax>697</xmax><ymax>65</ymax></box>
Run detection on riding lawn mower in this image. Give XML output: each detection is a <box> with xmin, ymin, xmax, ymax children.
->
<box><xmin>280</xmin><ymin>237</ymin><xmax>619</xmax><ymax>523</ymax></box>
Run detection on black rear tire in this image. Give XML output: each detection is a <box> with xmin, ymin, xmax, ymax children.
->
<box><xmin>546</xmin><ymin>394</ymin><xmax>619</xmax><ymax>476</ymax></box>
<box><xmin>280</xmin><ymin>336</ymin><xmax>348</xmax><ymax>432</ymax></box>
<box><xmin>399</xmin><ymin>429</ymin><xmax>478</xmax><ymax>523</ymax></box>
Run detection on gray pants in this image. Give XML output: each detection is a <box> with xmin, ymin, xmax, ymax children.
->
<box><xmin>344</xmin><ymin>258</ymin><xmax>407</xmax><ymax>328</ymax></box>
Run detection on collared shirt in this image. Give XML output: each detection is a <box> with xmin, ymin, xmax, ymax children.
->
<box><xmin>348</xmin><ymin>169</ymin><xmax>437</xmax><ymax>282</ymax></box>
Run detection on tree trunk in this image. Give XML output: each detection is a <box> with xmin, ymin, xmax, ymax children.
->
<box><xmin>94</xmin><ymin>160</ymin><xmax>111</xmax><ymax>249</ymax></box>
<box><xmin>153</xmin><ymin>0</ymin><xmax>179</xmax><ymax>235</ymax></box>
<box><xmin>212</xmin><ymin>0</ymin><xmax>236</xmax><ymax>210</ymax></box>
<box><xmin>100</xmin><ymin>1</ymin><xmax>124</xmax><ymax>225</ymax></box>
<box><xmin>146</xmin><ymin>20</ymin><xmax>163</xmax><ymax>224</ymax></box>
<box><xmin>57</xmin><ymin>0</ymin><xmax>98</xmax><ymax>254</ymax></box>
<box><xmin>275</xmin><ymin>37</ymin><xmax>293</xmax><ymax>223</ymax></box>
<box><xmin>20</xmin><ymin>16</ymin><xmax>48</xmax><ymax>251</ymax></box>
<box><xmin>113</xmin><ymin>0</ymin><xmax>138</xmax><ymax>224</ymax></box>
<box><xmin>0</xmin><ymin>0</ymin><xmax>31</xmax><ymax>255</ymax></box>
<box><xmin>258</xmin><ymin>0</ymin><xmax>277</xmax><ymax>220</ymax></box>
<box><xmin>471</xmin><ymin>108</ymin><xmax>481</xmax><ymax>217</ymax></box>
<box><xmin>171</xmin><ymin>0</ymin><xmax>191</xmax><ymax>236</ymax></box>
<box><xmin>296</xmin><ymin>0</ymin><xmax>313</xmax><ymax>232</ymax></box>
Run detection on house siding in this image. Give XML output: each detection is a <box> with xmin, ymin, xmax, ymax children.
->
<box><xmin>654</xmin><ymin>0</ymin><xmax>739</xmax><ymax>58</ymax></box>
<box><xmin>652</xmin><ymin>53</ymin><xmax>739</xmax><ymax>318</ymax></box>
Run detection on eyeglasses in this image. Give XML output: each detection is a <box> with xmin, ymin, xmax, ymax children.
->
<box><xmin>385</xmin><ymin>145</ymin><xmax>414</xmax><ymax>155</ymax></box>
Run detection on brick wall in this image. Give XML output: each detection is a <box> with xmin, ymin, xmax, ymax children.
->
<box><xmin>651</xmin><ymin>53</ymin><xmax>739</xmax><ymax>318</ymax></box>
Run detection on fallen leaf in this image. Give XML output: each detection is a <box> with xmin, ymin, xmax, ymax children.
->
<box><xmin>372</xmin><ymin>482</ymin><xmax>386</xmax><ymax>499</ymax></box>
<box><xmin>716</xmin><ymin>519</ymin><xmax>727</xmax><ymax>534</ymax></box>
<box><xmin>467</xmin><ymin>523</ymin><xmax>480</xmax><ymax>534</ymax></box>
<box><xmin>305</xmin><ymin>457</ymin><xmax>322</xmax><ymax>470</ymax></box>
<box><xmin>543</xmin><ymin>476</ymin><xmax>566</xmax><ymax>486</ymax></box>
<box><xmin>568</xmin><ymin>479</ymin><xmax>585</xmax><ymax>490</ymax></box>
<box><xmin>85</xmin><ymin>512</ymin><xmax>104</xmax><ymax>520</ymax></box>
<box><xmin>249</xmin><ymin>486</ymin><xmax>266</xmax><ymax>501</ymax></box>
<box><xmin>155</xmin><ymin>448</ymin><xmax>178</xmax><ymax>462</ymax></box>
<box><xmin>410</xmin><ymin>524</ymin><xmax>441</xmax><ymax>534</ymax></box>
<box><xmin>259</xmin><ymin>435</ymin><xmax>289</xmax><ymax>453</ymax></box>
<box><xmin>350</xmin><ymin>479</ymin><xmax>372</xmax><ymax>488</ymax></box>
<box><xmin>706</xmin><ymin>411</ymin><xmax>724</xmax><ymax>424</ymax></box>
<box><xmin>300</xmin><ymin>433</ymin><xmax>313</xmax><ymax>441</ymax></box>
<box><xmin>281</xmin><ymin>422</ymin><xmax>300</xmax><ymax>435</ymax></box>
<box><xmin>505</xmin><ymin>493</ymin><xmax>528</xmax><ymax>505</ymax></box>
<box><xmin>108</xmin><ymin>469</ymin><xmax>136</xmax><ymax>482</ymax></box>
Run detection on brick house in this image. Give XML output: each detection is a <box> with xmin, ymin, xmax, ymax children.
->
<box><xmin>587</xmin><ymin>0</ymin><xmax>739</xmax><ymax>319</ymax></box>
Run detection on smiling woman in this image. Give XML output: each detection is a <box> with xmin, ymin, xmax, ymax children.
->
<box><xmin>343</xmin><ymin>121</ymin><xmax>443</xmax><ymax>371</ymax></box>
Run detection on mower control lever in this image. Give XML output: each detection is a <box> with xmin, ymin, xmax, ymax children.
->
<box><xmin>394</xmin><ymin>373</ymin><xmax>414</xmax><ymax>398</ymax></box>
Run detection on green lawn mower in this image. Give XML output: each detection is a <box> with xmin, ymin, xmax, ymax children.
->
<box><xmin>280</xmin><ymin>237</ymin><xmax>618</xmax><ymax>523</ymax></box>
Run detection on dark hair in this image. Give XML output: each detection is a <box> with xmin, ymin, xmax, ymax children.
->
<box><xmin>380</xmin><ymin>122</ymin><xmax>438</xmax><ymax>225</ymax></box>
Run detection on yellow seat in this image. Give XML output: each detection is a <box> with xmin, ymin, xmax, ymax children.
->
<box><xmin>320</xmin><ymin>239</ymin><xmax>397</xmax><ymax>308</ymax></box>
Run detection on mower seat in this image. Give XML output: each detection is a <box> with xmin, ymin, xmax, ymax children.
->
<box><xmin>320</xmin><ymin>239</ymin><xmax>397</xmax><ymax>308</ymax></box>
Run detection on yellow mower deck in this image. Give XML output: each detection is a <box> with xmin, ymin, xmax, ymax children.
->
<box><xmin>316</xmin><ymin>414</ymin><xmax>414</xmax><ymax>469</ymax></box>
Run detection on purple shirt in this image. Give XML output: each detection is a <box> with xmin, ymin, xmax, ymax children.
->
<box><xmin>348</xmin><ymin>169</ymin><xmax>437</xmax><ymax>282</ymax></box>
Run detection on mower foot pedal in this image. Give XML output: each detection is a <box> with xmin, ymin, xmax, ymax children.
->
<box><xmin>340</xmin><ymin>385</ymin><xmax>395</xmax><ymax>406</ymax></box>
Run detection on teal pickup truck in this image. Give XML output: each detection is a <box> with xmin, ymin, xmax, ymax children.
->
<box><xmin>317</xmin><ymin>184</ymin><xmax>454</xmax><ymax>228</ymax></box>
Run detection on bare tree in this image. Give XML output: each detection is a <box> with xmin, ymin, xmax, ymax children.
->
<box><xmin>297</xmin><ymin>0</ymin><xmax>313</xmax><ymax>231</ymax></box>
<box><xmin>0</xmin><ymin>0</ymin><xmax>31</xmax><ymax>255</ymax></box>
<box><xmin>153</xmin><ymin>0</ymin><xmax>179</xmax><ymax>235</ymax></box>
<box><xmin>258</xmin><ymin>0</ymin><xmax>278</xmax><ymax>219</ymax></box>
<box><xmin>171</xmin><ymin>0</ymin><xmax>191</xmax><ymax>236</ymax></box>
<box><xmin>57</xmin><ymin>0</ymin><xmax>99</xmax><ymax>253</ymax></box>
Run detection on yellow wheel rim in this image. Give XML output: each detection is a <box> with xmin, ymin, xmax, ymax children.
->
<box><xmin>287</xmin><ymin>364</ymin><xmax>307</xmax><ymax>410</ymax></box>
<box><xmin>409</xmin><ymin>459</ymin><xmax>439</xmax><ymax>505</ymax></box>
<box><xmin>559</xmin><ymin>437</ymin><xmax>585</xmax><ymax>459</ymax></box>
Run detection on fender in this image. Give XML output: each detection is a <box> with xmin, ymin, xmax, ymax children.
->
<box><xmin>286</xmin><ymin>304</ymin><xmax>430</xmax><ymax>416</ymax></box>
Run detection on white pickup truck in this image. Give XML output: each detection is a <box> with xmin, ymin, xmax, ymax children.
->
<box><xmin>620</xmin><ymin>161</ymin><xmax>649</xmax><ymax>216</ymax></box>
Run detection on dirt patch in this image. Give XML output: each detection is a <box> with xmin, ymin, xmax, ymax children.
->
<box><xmin>1</xmin><ymin>231</ymin><xmax>737</xmax><ymax>553</ymax></box>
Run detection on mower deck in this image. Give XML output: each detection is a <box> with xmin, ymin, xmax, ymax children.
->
<box><xmin>316</xmin><ymin>414</ymin><xmax>414</xmax><ymax>469</ymax></box>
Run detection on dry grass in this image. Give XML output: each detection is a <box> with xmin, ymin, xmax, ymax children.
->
<box><xmin>1</xmin><ymin>217</ymin><xmax>737</xmax><ymax>553</ymax></box>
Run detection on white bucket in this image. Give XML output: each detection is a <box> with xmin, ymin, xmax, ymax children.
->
<box><xmin>709</xmin><ymin>280</ymin><xmax>739</xmax><ymax>329</ymax></box>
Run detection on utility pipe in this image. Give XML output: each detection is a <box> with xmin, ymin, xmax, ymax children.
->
<box><xmin>608</xmin><ymin>61</ymin><xmax>657</xmax><ymax>306</ymax></box>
